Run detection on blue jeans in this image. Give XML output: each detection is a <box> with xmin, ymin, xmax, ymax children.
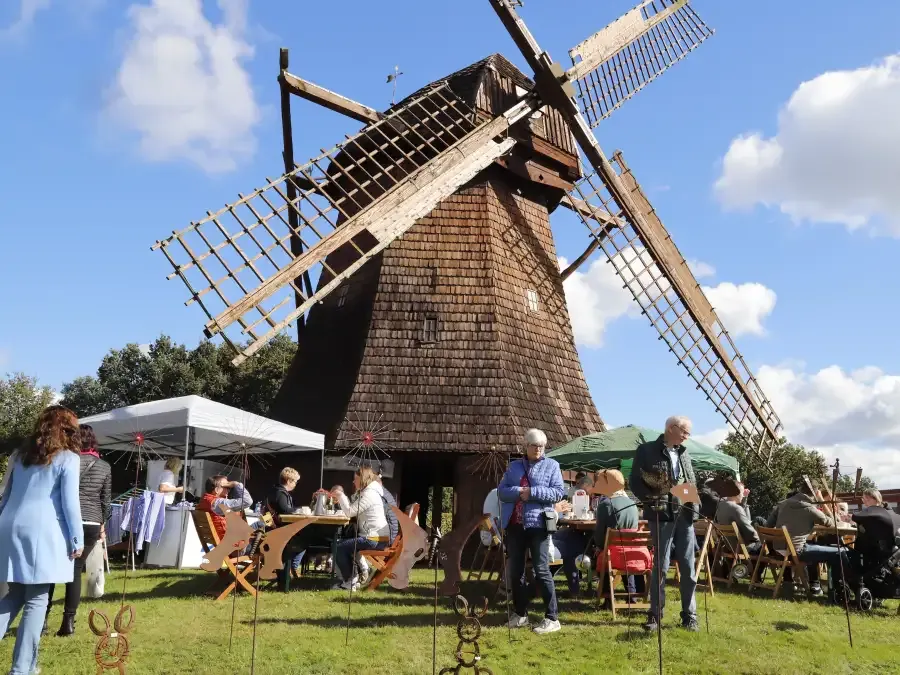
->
<box><xmin>335</xmin><ymin>537</ymin><xmax>385</xmax><ymax>581</ymax></box>
<box><xmin>506</xmin><ymin>525</ymin><xmax>558</xmax><ymax>621</ymax></box>
<box><xmin>648</xmin><ymin>517</ymin><xmax>697</xmax><ymax>620</ymax></box>
<box><xmin>552</xmin><ymin>528</ymin><xmax>586</xmax><ymax>593</ymax></box>
<box><xmin>799</xmin><ymin>544</ymin><xmax>850</xmax><ymax>590</ymax></box>
<box><xmin>0</xmin><ymin>582</ymin><xmax>51</xmax><ymax>675</ymax></box>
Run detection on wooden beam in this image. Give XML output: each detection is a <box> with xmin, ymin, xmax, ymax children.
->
<box><xmin>278</xmin><ymin>49</ymin><xmax>313</xmax><ymax>327</ymax></box>
<box><xmin>559</xmin><ymin>194</ymin><xmax>621</xmax><ymax>228</ymax></box>
<box><xmin>280</xmin><ymin>71</ymin><xmax>383</xmax><ymax>125</ymax></box>
<box><xmin>559</xmin><ymin>237</ymin><xmax>601</xmax><ymax>281</ymax></box>
<box><xmin>495</xmin><ymin>155</ymin><xmax>574</xmax><ymax>192</ymax></box>
<box><xmin>512</xmin><ymin>130</ymin><xmax>581</xmax><ymax>180</ymax></box>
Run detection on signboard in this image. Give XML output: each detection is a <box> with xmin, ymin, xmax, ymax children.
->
<box><xmin>322</xmin><ymin>455</ymin><xmax>395</xmax><ymax>478</ymax></box>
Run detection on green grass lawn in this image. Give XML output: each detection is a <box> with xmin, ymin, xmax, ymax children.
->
<box><xmin>3</xmin><ymin>568</ymin><xmax>897</xmax><ymax>675</ymax></box>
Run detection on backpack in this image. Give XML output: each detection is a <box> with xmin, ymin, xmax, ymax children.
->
<box><xmin>382</xmin><ymin>495</ymin><xmax>399</xmax><ymax>543</ymax></box>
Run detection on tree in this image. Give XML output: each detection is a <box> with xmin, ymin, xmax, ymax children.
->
<box><xmin>836</xmin><ymin>472</ymin><xmax>877</xmax><ymax>494</ymax></box>
<box><xmin>60</xmin><ymin>334</ymin><xmax>296</xmax><ymax>418</ymax></box>
<box><xmin>715</xmin><ymin>434</ymin><xmax>829</xmax><ymax>520</ymax></box>
<box><xmin>0</xmin><ymin>373</ymin><xmax>55</xmax><ymax>475</ymax></box>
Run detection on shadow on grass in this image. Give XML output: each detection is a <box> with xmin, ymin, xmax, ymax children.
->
<box><xmin>773</xmin><ymin>621</ymin><xmax>809</xmax><ymax>632</ymax></box>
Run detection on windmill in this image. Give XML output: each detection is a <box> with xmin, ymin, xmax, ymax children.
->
<box><xmin>152</xmin><ymin>0</ymin><xmax>783</xmax><ymax>528</ymax></box>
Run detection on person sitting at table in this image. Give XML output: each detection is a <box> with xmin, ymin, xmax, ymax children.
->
<box><xmin>331</xmin><ymin>465</ymin><xmax>390</xmax><ymax>591</ymax></box>
<box><xmin>567</xmin><ymin>472</ymin><xmax>593</xmax><ymax>501</ymax></box>
<box><xmin>714</xmin><ymin>483</ymin><xmax>762</xmax><ymax>580</ymax></box>
<box><xmin>850</xmin><ymin>489</ymin><xmax>900</xmax><ymax>575</ymax></box>
<box><xmin>157</xmin><ymin>457</ymin><xmax>185</xmax><ymax>505</ymax></box>
<box><xmin>266</xmin><ymin>467</ymin><xmax>304</xmax><ymax>578</ymax></box>
<box><xmin>593</xmin><ymin>470</ymin><xmax>645</xmax><ymax>604</ymax></box>
<box><xmin>197</xmin><ymin>475</ymin><xmax>255</xmax><ymax>541</ymax></box>
<box><xmin>767</xmin><ymin>478</ymin><xmax>849</xmax><ymax>598</ymax></box>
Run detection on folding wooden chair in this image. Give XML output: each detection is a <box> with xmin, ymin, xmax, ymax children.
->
<box><xmin>710</xmin><ymin>522</ymin><xmax>754</xmax><ymax>590</ymax></box>
<box><xmin>749</xmin><ymin>526</ymin><xmax>808</xmax><ymax>599</ymax></box>
<box><xmin>192</xmin><ymin>510</ymin><xmax>258</xmax><ymax>601</ymax></box>
<box><xmin>362</xmin><ymin>503</ymin><xmax>420</xmax><ymax>591</ymax></box>
<box><xmin>672</xmin><ymin>520</ymin><xmax>715</xmax><ymax>596</ymax></box>
<box><xmin>596</xmin><ymin>529</ymin><xmax>653</xmax><ymax>620</ymax></box>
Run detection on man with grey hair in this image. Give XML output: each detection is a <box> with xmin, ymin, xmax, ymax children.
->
<box><xmin>629</xmin><ymin>415</ymin><xmax>699</xmax><ymax>632</ymax></box>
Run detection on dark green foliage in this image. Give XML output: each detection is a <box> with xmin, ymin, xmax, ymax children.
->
<box><xmin>60</xmin><ymin>333</ymin><xmax>296</xmax><ymax>418</ymax></box>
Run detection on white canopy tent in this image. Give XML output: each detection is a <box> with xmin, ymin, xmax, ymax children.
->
<box><xmin>80</xmin><ymin>396</ymin><xmax>324</xmax><ymax>569</ymax></box>
<box><xmin>80</xmin><ymin>395</ymin><xmax>324</xmax><ymax>458</ymax></box>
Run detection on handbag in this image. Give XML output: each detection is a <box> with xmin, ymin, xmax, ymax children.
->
<box><xmin>84</xmin><ymin>541</ymin><xmax>105</xmax><ymax>598</ymax></box>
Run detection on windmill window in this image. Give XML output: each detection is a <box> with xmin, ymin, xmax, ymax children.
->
<box><xmin>525</xmin><ymin>288</ymin><xmax>540</xmax><ymax>314</ymax></box>
<box><xmin>337</xmin><ymin>284</ymin><xmax>349</xmax><ymax>308</ymax></box>
<box><xmin>422</xmin><ymin>315</ymin><xmax>438</xmax><ymax>344</ymax></box>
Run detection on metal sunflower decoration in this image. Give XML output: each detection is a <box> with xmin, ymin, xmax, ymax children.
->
<box><xmin>469</xmin><ymin>445</ymin><xmax>509</xmax><ymax>484</ymax></box>
<box><xmin>340</xmin><ymin>410</ymin><xmax>394</xmax><ymax>469</ymax></box>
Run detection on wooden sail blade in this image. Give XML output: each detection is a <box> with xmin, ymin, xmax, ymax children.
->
<box><xmin>569</xmin><ymin>154</ymin><xmax>783</xmax><ymax>463</ymax></box>
<box><xmin>280</xmin><ymin>70</ymin><xmax>383</xmax><ymax>124</ymax></box>
<box><xmin>567</xmin><ymin>0</ymin><xmax>714</xmax><ymax>127</ymax></box>
<box><xmin>489</xmin><ymin>0</ymin><xmax>780</xmax><ymax>463</ymax></box>
<box><xmin>153</xmin><ymin>84</ymin><xmax>537</xmax><ymax>365</ymax></box>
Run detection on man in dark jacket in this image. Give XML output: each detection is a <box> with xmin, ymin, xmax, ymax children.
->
<box><xmin>629</xmin><ymin>416</ymin><xmax>699</xmax><ymax>632</ymax></box>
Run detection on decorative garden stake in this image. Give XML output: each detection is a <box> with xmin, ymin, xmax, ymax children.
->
<box><xmin>440</xmin><ymin>595</ymin><xmax>493</xmax><ymax>675</ymax></box>
<box><xmin>88</xmin><ymin>605</ymin><xmax>135</xmax><ymax>674</ymax></box>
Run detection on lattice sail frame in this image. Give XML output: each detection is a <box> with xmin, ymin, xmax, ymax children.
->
<box><xmin>568</xmin><ymin>0</ymin><xmax>714</xmax><ymax>127</ymax></box>
<box><xmin>153</xmin><ymin>84</ymin><xmax>525</xmax><ymax>364</ymax></box>
<box><xmin>569</xmin><ymin>153</ymin><xmax>782</xmax><ymax>462</ymax></box>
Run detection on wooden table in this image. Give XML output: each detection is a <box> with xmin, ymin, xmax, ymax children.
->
<box><xmin>559</xmin><ymin>518</ymin><xmax>596</xmax><ymax>531</ymax></box>
<box><xmin>281</xmin><ymin>514</ymin><xmax>350</xmax><ymax>526</ymax></box>
<box><xmin>810</xmin><ymin>524</ymin><xmax>856</xmax><ymax>544</ymax></box>
<box><xmin>276</xmin><ymin>514</ymin><xmax>350</xmax><ymax>591</ymax></box>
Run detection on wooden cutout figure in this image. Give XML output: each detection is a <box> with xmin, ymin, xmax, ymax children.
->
<box><xmin>439</xmin><ymin>514</ymin><xmax>489</xmax><ymax>597</ymax></box>
<box><xmin>199</xmin><ymin>511</ymin><xmax>254</xmax><ymax>572</ymax></box>
<box><xmin>89</xmin><ymin>605</ymin><xmax>135</xmax><ymax>674</ymax></box>
<box><xmin>590</xmin><ymin>469</ymin><xmax>626</xmax><ymax>498</ymax></box>
<box><xmin>257</xmin><ymin>520</ymin><xmax>315</xmax><ymax>579</ymax></box>
<box><xmin>670</xmin><ymin>483</ymin><xmax>699</xmax><ymax>504</ymax></box>
<box><xmin>386</xmin><ymin>506</ymin><xmax>429</xmax><ymax>590</ymax></box>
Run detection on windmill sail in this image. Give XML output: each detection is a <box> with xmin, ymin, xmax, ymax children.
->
<box><xmin>568</xmin><ymin>155</ymin><xmax>782</xmax><ymax>462</ymax></box>
<box><xmin>489</xmin><ymin>0</ymin><xmax>782</xmax><ymax>463</ymax></box>
<box><xmin>568</xmin><ymin>0</ymin><xmax>714</xmax><ymax>127</ymax></box>
<box><xmin>153</xmin><ymin>84</ymin><xmax>537</xmax><ymax>364</ymax></box>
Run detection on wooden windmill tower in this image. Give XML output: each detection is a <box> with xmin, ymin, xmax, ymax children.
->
<box><xmin>153</xmin><ymin>0</ymin><xmax>784</xmax><ymax>527</ymax></box>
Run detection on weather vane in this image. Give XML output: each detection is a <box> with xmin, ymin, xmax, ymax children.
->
<box><xmin>386</xmin><ymin>65</ymin><xmax>404</xmax><ymax>106</ymax></box>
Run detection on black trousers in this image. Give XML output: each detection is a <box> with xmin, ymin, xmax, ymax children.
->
<box><xmin>47</xmin><ymin>524</ymin><xmax>102</xmax><ymax>615</ymax></box>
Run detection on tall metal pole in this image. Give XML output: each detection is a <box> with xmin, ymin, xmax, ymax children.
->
<box><xmin>175</xmin><ymin>427</ymin><xmax>192</xmax><ymax>570</ymax></box>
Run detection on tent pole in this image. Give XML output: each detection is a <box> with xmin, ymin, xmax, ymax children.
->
<box><xmin>175</xmin><ymin>427</ymin><xmax>192</xmax><ymax>570</ymax></box>
<box><xmin>319</xmin><ymin>447</ymin><xmax>325</xmax><ymax>489</ymax></box>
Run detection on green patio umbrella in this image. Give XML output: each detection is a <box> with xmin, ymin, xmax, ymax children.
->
<box><xmin>547</xmin><ymin>425</ymin><xmax>738</xmax><ymax>480</ymax></box>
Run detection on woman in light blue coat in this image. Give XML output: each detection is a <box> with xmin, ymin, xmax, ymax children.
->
<box><xmin>0</xmin><ymin>406</ymin><xmax>84</xmax><ymax>675</ymax></box>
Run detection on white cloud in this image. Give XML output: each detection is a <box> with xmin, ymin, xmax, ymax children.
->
<box><xmin>1</xmin><ymin>0</ymin><xmax>51</xmax><ymax>37</ymax></box>
<box><xmin>693</xmin><ymin>427</ymin><xmax>728</xmax><ymax>448</ymax></box>
<box><xmin>715</xmin><ymin>54</ymin><xmax>900</xmax><ymax>236</ymax></box>
<box><xmin>559</xmin><ymin>255</ymin><xmax>634</xmax><ymax>348</ymax></box>
<box><xmin>105</xmin><ymin>0</ymin><xmax>260</xmax><ymax>172</ymax></box>
<box><xmin>560</xmin><ymin>251</ymin><xmax>776</xmax><ymax>347</ymax></box>
<box><xmin>696</xmin><ymin>364</ymin><xmax>900</xmax><ymax>485</ymax></box>
<box><xmin>703</xmin><ymin>282</ymin><xmax>777</xmax><ymax>337</ymax></box>
<box><xmin>687</xmin><ymin>259</ymin><xmax>716</xmax><ymax>279</ymax></box>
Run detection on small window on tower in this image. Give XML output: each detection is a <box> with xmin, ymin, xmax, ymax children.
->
<box><xmin>422</xmin><ymin>315</ymin><xmax>438</xmax><ymax>344</ymax></box>
<box><xmin>525</xmin><ymin>288</ymin><xmax>540</xmax><ymax>314</ymax></box>
<box><xmin>337</xmin><ymin>284</ymin><xmax>349</xmax><ymax>308</ymax></box>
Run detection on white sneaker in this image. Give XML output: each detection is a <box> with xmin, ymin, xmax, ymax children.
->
<box><xmin>340</xmin><ymin>577</ymin><xmax>360</xmax><ymax>592</ymax></box>
<box><xmin>506</xmin><ymin>613</ymin><xmax>529</xmax><ymax>629</ymax></box>
<box><xmin>532</xmin><ymin>618</ymin><xmax>561</xmax><ymax>635</ymax></box>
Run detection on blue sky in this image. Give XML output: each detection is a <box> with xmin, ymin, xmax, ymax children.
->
<box><xmin>2</xmin><ymin>1</ymin><xmax>899</xmax><ymax>481</ymax></box>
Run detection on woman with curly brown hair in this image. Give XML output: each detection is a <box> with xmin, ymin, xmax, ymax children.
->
<box><xmin>0</xmin><ymin>406</ymin><xmax>84</xmax><ymax>675</ymax></box>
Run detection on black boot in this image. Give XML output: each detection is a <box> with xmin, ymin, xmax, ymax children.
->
<box><xmin>56</xmin><ymin>611</ymin><xmax>76</xmax><ymax>637</ymax></box>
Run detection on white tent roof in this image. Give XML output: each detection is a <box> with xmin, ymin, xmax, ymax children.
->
<box><xmin>79</xmin><ymin>395</ymin><xmax>324</xmax><ymax>458</ymax></box>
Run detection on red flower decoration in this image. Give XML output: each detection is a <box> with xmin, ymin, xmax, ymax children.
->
<box><xmin>361</xmin><ymin>432</ymin><xmax>374</xmax><ymax>447</ymax></box>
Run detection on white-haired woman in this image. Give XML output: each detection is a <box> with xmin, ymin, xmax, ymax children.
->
<box><xmin>498</xmin><ymin>428</ymin><xmax>565</xmax><ymax>635</ymax></box>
